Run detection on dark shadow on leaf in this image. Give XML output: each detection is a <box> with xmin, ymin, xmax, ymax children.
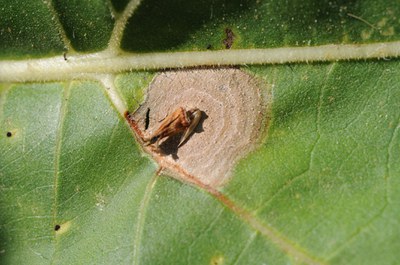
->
<box><xmin>121</xmin><ymin>0</ymin><xmax>256</xmax><ymax>52</ymax></box>
<box><xmin>111</xmin><ymin>0</ymin><xmax>130</xmax><ymax>13</ymax></box>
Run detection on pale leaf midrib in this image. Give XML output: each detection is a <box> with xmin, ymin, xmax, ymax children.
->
<box><xmin>1</xmin><ymin>41</ymin><xmax>400</xmax><ymax>83</ymax></box>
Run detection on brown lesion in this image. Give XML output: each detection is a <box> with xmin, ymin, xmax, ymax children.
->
<box><xmin>125</xmin><ymin>111</ymin><xmax>145</xmax><ymax>139</ymax></box>
<box><xmin>125</xmin><ymin>107</ymin><xmax>203</xmax><ymax>153</ymax></box>
<box><xmin>223</xmin><ymin>28</ymin><xmax>235</xmax><ymax>49</ymax></box>
<box><xmin>125</xmin><ymin>69</ymin><xmax>265</xmax><ymax>188</ymax></box>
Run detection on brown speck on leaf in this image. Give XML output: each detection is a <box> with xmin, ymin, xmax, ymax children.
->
<box><xmin>223</xmin><ymin>28</ymin><xmax>235</xmax><ymax>49</ymax></box>
<box><xmin>54</xmin><ymin>220</ymin><xmax>72</xmax><ymax>235</ymax></box>
<box><xmin>145</xmin><ymin>108</ymin><xmax>150</xmax><ymax>130</ymax></box>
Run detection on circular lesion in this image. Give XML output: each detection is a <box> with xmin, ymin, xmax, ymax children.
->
<box><xmin>130</xmin><ymin>68</ymin><xmax>267</xmax><ymax>187</ymax></box>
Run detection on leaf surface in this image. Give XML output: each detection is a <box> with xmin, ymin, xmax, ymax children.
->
<box><xmin>1</xmin><ymin>0</ymin><xmax>400</xmax><ymax>264</ymax></box>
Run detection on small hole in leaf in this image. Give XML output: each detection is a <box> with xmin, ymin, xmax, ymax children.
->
<box><xmin>6</xmin><ymin>132</ymin><xmax>12</xmax><ymax>137</ymax></box>
<box><xmin>54</xmin><ymin>224</ymin><xmax>61</xmax><ymax>231</ymax></box>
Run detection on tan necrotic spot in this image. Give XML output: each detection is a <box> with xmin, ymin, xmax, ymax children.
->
<box><xmin>130</xmin><ymin>68</ymin><xmax>266</xmax><ymax>188</ymax></box>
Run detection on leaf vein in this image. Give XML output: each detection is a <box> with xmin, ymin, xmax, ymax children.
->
<box><xmin>107</xmin><ymin>0</ymin><xmax>143</xmax><ymax>53</ymax></box>
<box><xmin>132</xmin><ymin>171</ymin><xmax>159</xmax><ymax>265</ymax></box>
<box><xmin>2</xmin><ymin>42</ymin><xmax>400</xmax><ymax>82</ymax></box>
<box><xmin>342</xmin><ymin>74</ymin><xmax>382</xmax><ymax>132</ymax></box>
<box><xmin>50</xmin><ymin>82</ymin><xmax>71</xmax><ymax>265</ymax></box>
<box><xmin>187</xmin><ymin>207</ymin><xmax>225</xmax><ymax>263</ymax></box>
<box><xmin>231</xmin><ymin>231</ymin><xmax>258</xmax><ymax>265</ymax></box>
<box><xmin>207</xmin><ymin>189</ymin><xmax>327</xmax><ymax>265</ymax></box>
<box><xmin>43</xmin><ymin>0</ymin><xmax>74</xmax><ymax>52</ymax></box>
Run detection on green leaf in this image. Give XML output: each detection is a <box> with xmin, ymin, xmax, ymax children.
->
<box><xmin>52</xmin><ymin>0</ymin><xmax>115</xmax><ymax>51</ymax></box>
<box><xmin>1</xmin><ymin>0</ymin><xmax>400</xmax><ymax>265</ymax></box>
<box><xmin>0</xmin><ymin>0</ymin><xmax>65</xmax><ymax>58</ymax></box>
